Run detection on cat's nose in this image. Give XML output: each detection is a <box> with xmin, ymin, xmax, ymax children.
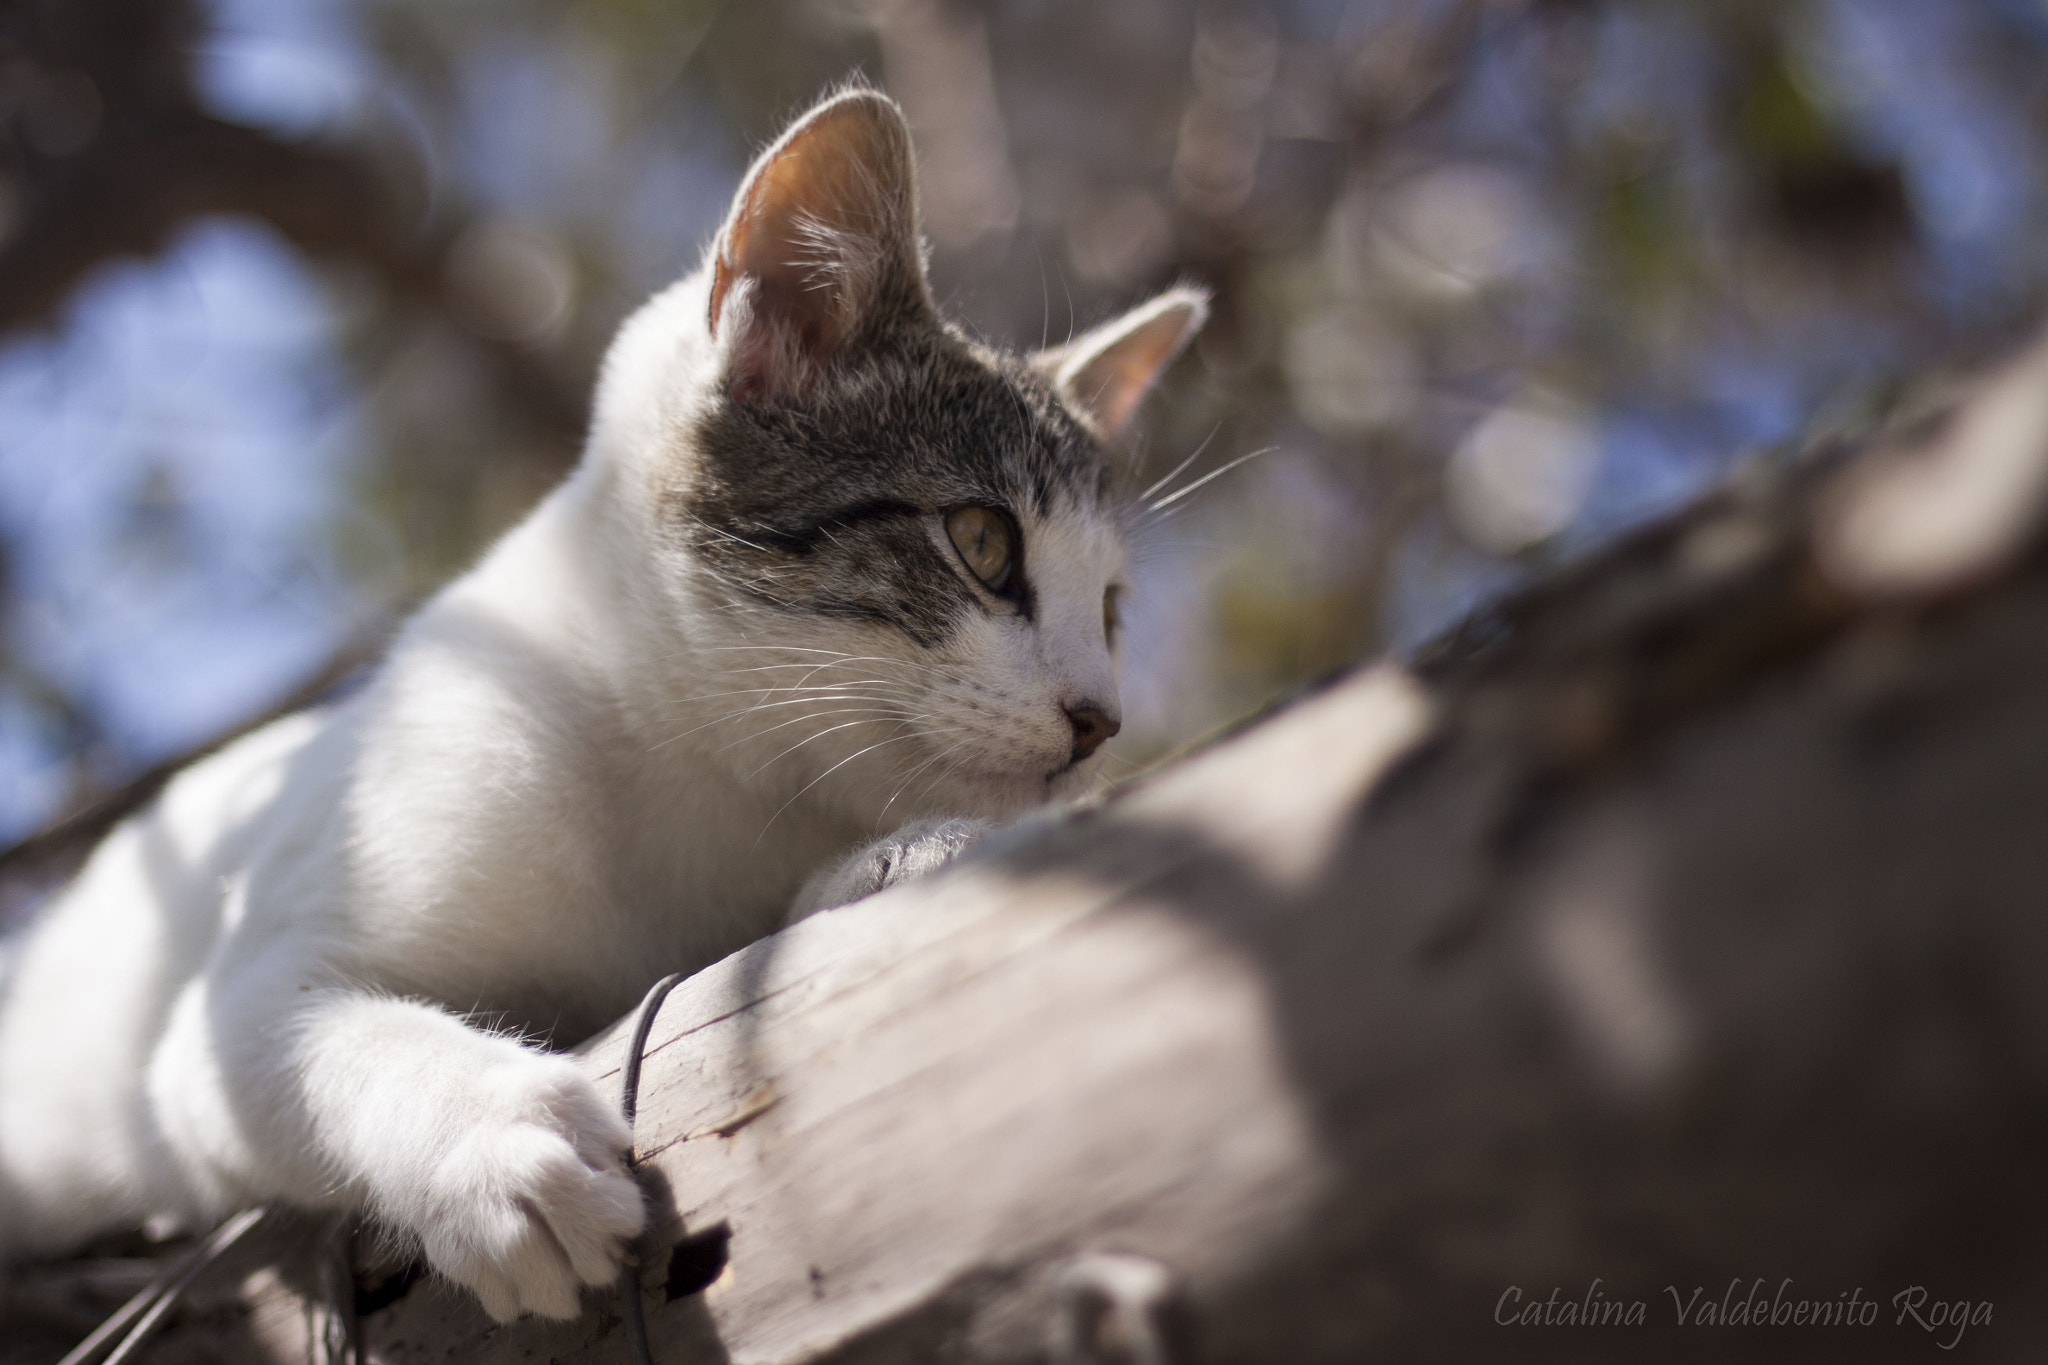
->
<box><xmin>1064</xmin><ymin>703</ymin><xmax>1121</xmax><ymax>762</ymax></box>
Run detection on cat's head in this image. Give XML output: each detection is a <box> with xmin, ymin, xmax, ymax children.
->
<box><xmin>588</xmin><ymin>89</ymin><xmax>1205</xmax><ymax>826</ymax></box>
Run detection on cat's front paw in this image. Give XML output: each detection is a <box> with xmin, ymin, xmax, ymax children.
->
<box><xmin>790</xmin><ymin>816</ymin><xmax>991</xmax><ymax>919</ymax></box>
<box><xmin>411</xmin><ymin>1056</ymin><xmax>646</xmax><ymax>1322</ymax></box>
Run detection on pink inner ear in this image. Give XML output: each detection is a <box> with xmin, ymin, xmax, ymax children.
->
<box><xmin>708</xmin><ymin>94</ymin><xmax>919</xmax><ymax>399</ymax></box>
<box><xmin>1066</xmin><ymin>303</ymin><xmax>1204</xmax><ymax>437</ymax></box>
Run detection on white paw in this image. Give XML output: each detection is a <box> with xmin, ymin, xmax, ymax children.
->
<box><xmin>411</xmin><ymin>1056</ymin><xmax>645</xmax><ymax>1322</ymax></box>
<box><xmin>790</xmin><ymin>816</ymin><xmax>991</xmax><ymax>918</ymax></box>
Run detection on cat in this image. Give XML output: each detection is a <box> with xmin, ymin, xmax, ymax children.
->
<box><xmin>0</xmin><ymin>88</ymin><xmax>1206</xmax><ymax>1323</ymax></box>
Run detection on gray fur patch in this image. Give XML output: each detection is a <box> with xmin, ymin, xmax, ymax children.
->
<box><xmin>677</xmin><ymin>323</ymin><xmax>1116</xmax><ymax>648</ymax></box>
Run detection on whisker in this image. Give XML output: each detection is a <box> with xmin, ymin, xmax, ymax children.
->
<box><xmin>753</xmin><ymin>731</ymin><xmax>934</xmax><ymax>848</ymax></box>
<box><xmin>1135</xmin><ymin>424</ymin><xmax>1221</xmax><ymax>506</ymax></box>
<box><xmin>678</xmin><ymin>679</ymin><xmax>914</xmax><ymax>705</ymax></box>
<box><xmin>1145</xmin><ymin>446</ymin><xmax>1275</xmax><ymax>515</ymax></box>
<box><xmin>745</xmin><ymin>716</ymin><xmax>904</xmax><ymax>781</ymax></box>
<box><xmin>688</xmin><ymin>647</ymin><xmax>951</xmax><ymax>680</ymax></box>
<box><xmin>717</xmin><ymin>705</ymin><xmax>905</xmax><ymax>753</ymax></box>
<box><xmin>902</xmin><ymin>745</ymin><xmax>985</xmax><ymax>815</ymax></box>
<box><xmin>656</xmin><ymin>704</ymin><xmax>856</xmax><ymax>751</ymax></box>
<box><xmin>876</xmin><ymin>735</ymin><xmax>978</xmax><ymax>823</ymax></box>
<box><xmin>649</xmin><ymin>691</ymin><xmax>909</xmax><ymax>751</ymax></box>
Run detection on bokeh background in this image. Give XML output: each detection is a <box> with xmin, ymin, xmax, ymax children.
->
<box><xmin>3</xmin><ymin>0</ymin><xmax>2047</xmax><ymax>848</ymax></box>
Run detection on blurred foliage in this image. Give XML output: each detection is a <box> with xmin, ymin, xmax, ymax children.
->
<box><xmin>3</xmin><ymin>0</ymin><xmax>2048</xmax><ymax>837</ymax></box>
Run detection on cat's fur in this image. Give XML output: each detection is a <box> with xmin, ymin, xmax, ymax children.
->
<box><xmin>0</xmin><ymin>90</ymin><xmax>1205</xmax><ymax>1321</ymax></box>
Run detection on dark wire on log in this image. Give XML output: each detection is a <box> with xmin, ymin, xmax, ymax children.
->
<box><xmin>617</xmin><ymin>972</ymin><xmax>687</xmax><ymax>1365</ymax></box>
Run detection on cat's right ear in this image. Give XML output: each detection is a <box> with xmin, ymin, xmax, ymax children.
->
<box><xmin>708</xmin><ymin>89</ymin><xmax>930</xmax><ymax>402</ymax></box>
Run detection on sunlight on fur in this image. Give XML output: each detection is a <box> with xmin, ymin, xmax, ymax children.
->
<box><xmin>0</xmin><ymin>88</ymin><xmax>1207</xmax><ymax>1323</ymax></box>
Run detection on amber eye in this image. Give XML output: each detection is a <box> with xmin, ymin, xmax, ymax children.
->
<box><xmin>945</xmin><ymin>506</ymin><xmax>1014</xmax><ymax>592</ymax></box>
<box><xmin>1103</xmin><ymin>586</ymin><xmax>1122</xmax><ymax>642</ymax></box>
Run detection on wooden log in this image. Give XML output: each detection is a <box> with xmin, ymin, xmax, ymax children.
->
<box><xmin>346</xmin><ymin>665</ymin><xmax>1432</xmax><ymax>1365</ymax></box>
<box><xmin>17</xmin><ymin>337</ymin><xmax>2048</xmax><ymax>1361</ymax></box>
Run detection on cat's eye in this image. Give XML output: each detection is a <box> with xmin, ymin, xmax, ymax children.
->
<box><xmin>946</xmin><ymin>506</ymin><xmax>1014</xmax><ymax>592</ymax></box>
<box><xmin>1103</xmin><ymin>586</ymin><xmax>1122</xmax><ymax>642</ymax></box>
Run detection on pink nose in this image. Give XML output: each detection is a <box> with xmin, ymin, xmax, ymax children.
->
<box><xmin>1064</xmin><ymin>703</ymin><xmax>1120</xmax><ymax>762</ymax></box>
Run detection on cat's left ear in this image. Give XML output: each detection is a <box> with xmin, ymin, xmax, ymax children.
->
<box><xmin>1036</xmin><ymin>286</ymin><xmax>1211</xmax><ymax>439</ymax></box>
<box><xmin>709</xmin><ymin>89</ymin><xmax>931</xmax><ymax>401</ymax></box>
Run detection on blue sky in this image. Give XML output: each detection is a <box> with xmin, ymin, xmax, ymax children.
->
<box><xmin>3</xmin><ymin>0</ymin><xmax>2045</xmax><ymax>840</ymax></box>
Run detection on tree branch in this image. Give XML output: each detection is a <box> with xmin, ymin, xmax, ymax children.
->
<box><xmin>59</xmin><ymin>333</ymin><xmax>2048</xmax><ymax>1363</ymax></box>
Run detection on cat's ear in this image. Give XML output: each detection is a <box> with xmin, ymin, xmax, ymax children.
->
<box><xmin>708</xmin><ymin>89</ymin><xmax>930</xmax><ymax>401</ymax></box>
<box><xmin>1037</xmin><ymin>286</ymin><xmax>1210</xmax><ymax>439</ymax></box>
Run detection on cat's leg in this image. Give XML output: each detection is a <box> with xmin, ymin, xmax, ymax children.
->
<box><xmin>149</xmin><ymin>979</ymin><xmax>645</xmax><ymax>1322</ymax></box>
<box><xmin>788</xmin><ymin>816</ymin><xmax>991</xmax><ymax>919</ymax></box>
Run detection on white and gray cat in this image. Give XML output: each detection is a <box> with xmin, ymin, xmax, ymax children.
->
<box><xmin>0</xmin><ymin>89</ymin><xmax>1206</xmax><ymax>1321</ymax></box>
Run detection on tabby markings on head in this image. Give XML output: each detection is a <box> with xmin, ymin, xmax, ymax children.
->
<box><xmin>685</xmin><ymin>338</ymin><xmax>1116</xmax><ymax>648</ymax></box>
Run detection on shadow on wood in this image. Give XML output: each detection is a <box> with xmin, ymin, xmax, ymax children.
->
<box><xmin>17</xmin><ymin>336</ymin><xmax>2048</xmax><ymax>1362</ymax></box>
